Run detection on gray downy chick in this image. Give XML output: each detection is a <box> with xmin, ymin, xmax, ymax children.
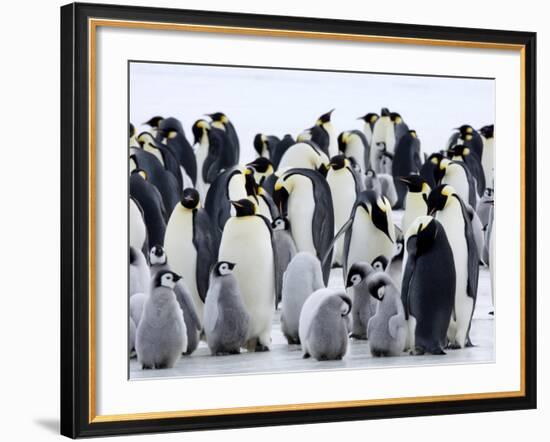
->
<box><xmin>299</xmin><ymin>288</ymin><xmax>352</xmax><ymax>361</ymax></box>
<box><xmin>345</xmin><ymin>261</ymin><xmax>377</xmax><ymax>340</ymax></box>
<box><xmin>174</xmin><ymin>278</ymin><xmax>202</xmax><ymax>355</ymax></box>
<box><xmin>135</xmin><ymin>271</ymin><xmax>187</xmax><ymax>369</ymax></box>
<box><xmin>281</xmin><ymin>252</ymin><xmax>325</xmax><ymax>344</ymax></box>
<box><xmin>204</xmin><ymin>262</ymin><xmax>250</xmax><ymax>356</ymax></box>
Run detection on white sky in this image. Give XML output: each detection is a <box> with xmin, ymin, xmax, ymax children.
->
<box><xmin>130</xmin><ymin>62</ymin><xmax>495</xmax><ymax>165</ymax></box>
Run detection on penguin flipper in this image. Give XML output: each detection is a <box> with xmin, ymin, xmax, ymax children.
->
<box><xmin>401</xmin><ymin>236</ymin><xmax>418</xmax><ymax>321</ymax></box>
<box><xmin>194</xmin><ymin>209</ymin><xmax>220</xmax><ymax>303</ymax></box>
<box><xmin>322</xmin><ymin>217</ymin><xmax>353</xmax><ymax>269</ymax></box>
<box><xmin>388</xmin><ymin>314</ymin><xmax>406</xmax><ymax>340</ymax></box>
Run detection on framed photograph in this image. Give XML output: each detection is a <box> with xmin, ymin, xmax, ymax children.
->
<box><xmin>60</xmin><ymin>2</ymin><xmax>537</xmax><ymax>438</ymax></box>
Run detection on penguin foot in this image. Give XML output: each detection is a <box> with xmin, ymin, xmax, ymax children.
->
<box><xmin>302</xmin><ymin>353</ymin><xmax>311</xmax><ymax>359</ymax></box>
<box><xmin>411</xmin><ymin>348</ymin><xmax>425</xmax><ymax>356</ymax></box>
<box><xmin>465</xmin><ymin>338</ymin><xmax>475</xmax><ymax>348</ymax></box>
<box><xmin>255</xmin><ymin>343</ymin><xmax>270</xmax><ymax>352</ymax></box>
<box><xmin>445</xmin><ymin>343</ymin><xmax>462</xmax><ymax>350</ymax></box>
<box><xmin>285</xmin><ymin>336</ymin><xmax>300</xmax><ymax>345</ymax></box>
<box><xmin>430</xmin><ymin>348</ymin><xmax>446</xmax><ymax>355</ymax></box>
<box><xmin>142</xmin><ymin>364</ymin><xmax>153</xmax><ymax>370</ymax></box>
<box><xmin>488</xmin><ymin>311</ymin><xmax>494</xmax><ymax>316</ymax></box>
<box><xmin>350</xmin><ymin>333</ymin><xmax>367</xmax><ymax>340</ymax></box>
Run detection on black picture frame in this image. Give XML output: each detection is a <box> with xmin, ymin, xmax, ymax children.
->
<box><xmin>60</xmin><ymin>2</ymin><xmax>537</xmax><ymax>438</ymax></box>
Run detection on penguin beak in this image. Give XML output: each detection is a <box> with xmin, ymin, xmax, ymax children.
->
<box><xmin>397</xmin><ymin>177</ymin><xmax>411</xmax><ymax>184</ymax></box>
<box><xmin>228</xmin><ymin>262</ymin><xmax>236</xmax><ymax>270</ymax></box>
<box><xmin>230</xmin><ymin>200</ymin><xmax>243</xmax><ymax>209</ymax></box>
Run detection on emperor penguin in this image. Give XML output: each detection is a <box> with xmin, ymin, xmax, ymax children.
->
<box><xmin>357</xmin><ymin>112</ymin><xmax>379</xmax><ymax>145</ymax></box>
<box><xmin>335</xmin><ymin>190</ymin><xmax>395</xmax><ymax>281</ymax></box>
<box><xmin>158</xmin><ymin>117</ymin><xmax>197</xmax><ymax>188</ymax></box>
<box><xmin>392</xmin><ymin>130</ymin><xmax>423</xmax><ymax>209</ymax></box>
<box><xmin>218</xmin><ymin>199</ymin><xmax>276</xmax><ymax>351</ymax></box>
<box><xmin>314</xmin><ymin>109</ymin><xmax>338</xmax><ymax>158</ymax></box>
<box><xmin>427</xmin><ymin>185</ymin><xmax>479</xmax><ymax>349</ymax></box>
<box><xmin>270</xmin><ymin>134</ymin><xmax>296</xmax><ymax>170</ymax></box>
<box><xmin>272</xmin><ymin>216</ymin><xmax>298</xmax><ymax>306</ymax></box>
<box><xmin>273</xmin><ymin>168</ymin><xmax>334</xmax><ymax>284</ymax></box>
<box><xmin>164</xmin><ymin>188</ymin><xmax>219</xmax><ymax>320</ymax></box>
<box><xmin>366</xmin><ymin>272</ymin><xmax>407</xmax><ymax>356</ymax></box>
<box><xmin>299</xmin><ymin>288</ymin><xmax>352</xmax><ymax>361</ymax></box>
<box><xmin>149</xmin><ymin>245</ymin><xmax>169</xmax><ymax>280</ymax></box>
<box><xmin>207</xmin><ymin>112</ymin><xmax>240</xmax><ymax>163</ymax></box>
<box><xmin>447</xmin><ymin>144</ymin><xmax>485</xmax><ymax>197</ymax></box>
<box><xmin>399</xmin><ymin>175</ymin><xmax>431</xmax><ymax>234</ymax></box>
<box><xmin>453</xmin><ymin>124</ymin><xmax>484</xmax><ymax>160</ymax></box>
<box><xmin>326</xmin><ymin>155</ymin><xmax>363</xmax><ymax>266</ymax></box>
<box><xmin>129</xmin><ymin>197</ymin><xmax>147</xmax><ymax>253</ymax></box>
<box><xmin>276</xmin><ymin>141</ymin><xmax>330</xmax><ymax>174</ymax></box>
<box><xmin>402</xmin><ymin>215</ymin><xmax>456</xmax><ymax>354</ymax></box>
<box><xmin>130</xmin><ymin>149</ymin><xmax>181</xmax><ymax>214</ymax></box>
<box><xmin>174</xmin><ymin>278</ymin><xmax>202</xmax><ymax>355</ymax></box>
<box><xmin>281</xmin><ymin>252</ymin><xmax>325</xmax><ymax>344</ymax></box>
<box><xmin>136</xmin><ymin>132</ymin><xmax>183</xmax><ymax>191</ymax></box>
<box><xmin>244</xmin><ymin>168</ymin><xmax>279</xmax><ymax>221</ymax></box>
<box><xmin>246</xmin><ymin>157</ymin><xmax>275</xmax><ymax>186</ymax></box>
<box><xmin>439</xmin><ymin>158</ymin><xmax>477</xmax><ymax>209</ymax></box>
<box><xmin>297</xmin><ymin>125</ymin><xmax>330</xmax><ymax>158</ymax></box>
<box><xmin>479</xmin><ymin>124</ymin><xmax>495</xmax><ymax>189</ymax></box>
<box><xmin>129</xmin><ymin>169</ymin><xmax>167</xmax><ymax>247</ymax></box>
<box><xmin>129</xmin><ymin>246</ymin><xmax>150</xmax><ymax>297</ymax></box>
<box><xmin>420</xmin><ymin>153</ymin><xmax>444</xmax><ymax>189</ymax></box>
<box><xmin>143</xmin><ymin>115</ymin><xmax>163</xmax><ymax>140</ymax></box>
<box><xmin>254</xmin><ymin>133</ymin><xmax>281</xmax><ymax>159</ymax></box>
<box><xmin>337</xmin><ymin>130</ymin><xmax>370</xmax><ymax>173</ymax></box>
<box><xmin>135</xmin><ymin>271</ymin><xmax>187</xmax><ymax>369</ymax></box>
<box><xmin>129</xmin><ymin>122</ymin><xmax>139</xmax><ymax>148</ymax></box>
<box><xmin>204</xmin><ymin>262</ymin><xmax>250</xmax><ymax>355</ymax></box>
<box><xmin>476</xmin><ymin>188</ymin><xmax>494</xmax><ymax>230</ymax></box>
<box><xmin>345</xmin><ymin>261</ymin><xmax>377</xmax><ymax>340</ymax></box>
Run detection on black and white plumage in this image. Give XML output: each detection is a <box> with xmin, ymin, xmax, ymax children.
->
<box><xmin>448</xmin><ymin>144</ymin><xmax>485</xmax><ymax>197</ymax></box>
<box><xmin>439</xmin><ymin>158</ymin><xmax>477</xmax><ymax>209</ymax></box>
<box><xmin>276</xmin><ymin>140</ymin><xmax>329</xmax><ymax>173</ymax></box>
<box><xmin>392</xmin><ymin>130</ymin><xmax>423</xmax><ymax>209</ymax></box>
<box><xmin>158</xmin><ymin>117</ymin><xmax>197</xmax><ymax>187</ymax></box>
<box><xmin>345</xmin><ymin>262</ymin><xmax>377</xmax><ymax>340</ymax></box>
<box><xmin>358</xmin><ymin>112</ymin><xmax>379</xmax><ymax>146</ymax></box>
<box><xmin>297</xmin><ymin>125</ymin><xmax>330</xmax><ymax>158</ymax></box>
<box><xmin>447</xmin><ymin>124</ymin><xmax>484</xmax><ymax>161</ymax></box>
<box><xmin>253</xmin><ymin>133</ymin><xmax>281</xmax><ymax>159</ymax></box>
<box><xmin>207</xmin><ymin>112</ymin><xmax>240</xmax><ymax>163</ymax></box>
<box><xmin>272</xmin><ymin>216</ymin><xmax>298</xmax><ymax>306</ymax></box>
<box><xmin>149</xmin><ymin>244</ymin><xmax>169</xmax><ymax>280</ymax></box>
<box><xmin>273</xmin><ymin>168</ymin><xmax>334</xmax><ymax>285</ymax></box>
<box><xmin>337</xmin><ymin>130</ymin><xmax>370</xmax><ymax>173</ymax></box>
<box><xmin>136</xmin><ymin>132</ymin><xmax>183</xmax><ymax>191</ymax></box>
<box><xmin>270</xmin><ymin>134</ymin><xmax>296</xmax><ymax>170</ymax></box>
<box><xmin>419</xmin><ymin>153</ymin><xmax>445</xmax><ymax>189</ymax></box>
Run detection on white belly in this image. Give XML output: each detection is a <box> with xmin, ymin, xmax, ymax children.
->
<box><xmin>327</xmin><ymin>170</ymin><xmax>356</xmax><ymax>264</ymax></box>
<box><xmin>218</xmin><ymin>216</ymin><xmax>275</xmax><ymax>339</ymax></box>
<box><xmin>346</xmin><ymin>138</ymin><xmax>366</xmax><ymax>172</ymax></box>
<box><xmin>287</xmin><ymin>181</ymin><xmax>316</xmax><ymax>254</ymax></box>
<box><xmin>195</xmin><ymin>142</ymin><xmax>209</xmax><ymax>201</ymax></box>
<box><xmin>482</xmin><ymin>138</ymin><xmax>495</xmax><ymax>188</ymax></box>
<box><xmin>278</xmin><ymin>143</ymin><xmax>319</xmax><ymax>171</ymax></box>
<box><xmin>402</xmin><ymin>194</ymin><xmax>428</xmax><ymax>234</ymax></box>
<box><xmin>129</xmin><ymin>198</ymin><xmax>146</xmax><ymax>251</ymax></box>
<box><xmin>442</xmin><ymin>168</ymin><xmax>469</xmax><ymax>205</ymax></box>
<box><xmin>164</xmin><ymin>207</ymin><xmax>203</xmax><ymax>318</ymax></box>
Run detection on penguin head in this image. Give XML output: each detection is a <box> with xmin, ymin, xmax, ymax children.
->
<box><xmin>426</xmin><ymin>185</ymin><xmax>456</xmax><ymax>215</ymax></box>
<box><xmin>371</xmin><ymin>255</ymin><xmax>389</xmax><ymax>272</ymax></box>
<box><xmin>448</xmin><ymin>144</ymin><xmax>470</xmax><ymax>158</ymax></box>
<box><xmin>154</xmin><ymin>270</ymin><xmax>181</xmax><ymax>290</ymax></box>
<box><xmin>129</xmin><ymin>122</ymin><xmax>136</xmax><ymax>138</ymax></box>
<box><xmin>329</xmin><ymin>155</ymin><xmax>349</xmax><ymax>171</ymax></box>
<box><xmin>316</xmin><ymin>109</ymin><xmax>335</xmax><ymax>126</ymax></box>
<box><xmin>406</xmin><ymin>216</ymin><xmax>439</xmax><ymax>256</ymax></box>
<box><xmin>192</xmin><ymin>119</ymin><xmax>210</xmax><ymax>145</ymax></box>
<box><xmin>389</xmin><ymin>112</ymin><xmax>403</xmax><ymax>124</ymax></box>
<box><xmin>149</xmin><ymin>245</ymin><xmax>167</xmax><ymax>265</ymax></box>
<box><xmin>409</xmin><ymin>129</ymin><xmax>417</xmax><ymax>138</ymax></box>
<box><xmin>358</xmin><ymin>194</ymin><xmax>394</xmax><ymax>243</ymax></box>
<box><xmin>253</xmin><ymin>133</ymin><xmax>267</xmax><ymax>156</ymax></box>
<box><xmin>455</xmin><ymin>124</ymin><xmax>474</xmax><ymax>138</ymax></box>
<box><xmin>380</xmin><ymin>107</ymin><xmax>391</xmax><ymax>117</ymax></box>
<box><xmin>365</xmin><ymin>168</ymin><xmax>376</xmax><ymax>178</ymax></box>
<box><xmin>345</xmin><ymin>262</ymin><xmax>374</xmax><ymax>288</ymax></box>
<box><xmin>357</xmin><ymin>113</ymin><xmax>379</xmax><ymax>125</ymax></box>
<box><xmin>337</xmin><ymin>132</ymin><xmax>350</xmax><ymax>154</ymax></box>
<box><xmin>158</xmin><ymin>117</ymin><xmax>183</xmax><ymax>136</ymax></box>
<box><xmin>181</xmin><ymin>188</ymin><xmax>200</xmax><ymax>209</ymax></box>
<box><xmin>246</xmin><ymin>157</ymin><xmax>274</xmax><ymax>175</ymax></box>
<box><xmin>272</xmin><ymin>216</ymin><xmax>290</xmax><ymax>231</ymax></box>
<box><xmin>214</xmin><ymin>261</ymin><xmax>236</xmax><ymax>277</ymax></box>
<box><xmin>243</xmin><ymin>168</ymin><xmax>259</xmax><ymax>196</ymax></box>
<box><xmin>367</xmin><ymin>279</ymin><xmax>387</xmax><ymax>302</ymax></box>
<box><xmin>207</xmin><ymin>112</ymin><xmax>229</xmax><ymax>124</ymax></box>
<box><xmin>272</xmin><ymin>178</ymin><xmax>290</xmax><ymax>215</ymax></box>
<box><xmin>132</xmin><ymin>168</ymin><xmax>148</xmax><ymax>181</ymax></box>
<box><xmin>398</xmin><ymin>174</ymin><xmax>429</xmax><ymax>194</ymax></box>
<box><xmin>479</xmin><ymin>124</ymin><xmax>494</xmax><ymax>139</ymax></box>
<box><xmin>230</xmin><ymin>199</ymin><xmax>256</xmax><ymax>217</ymax></box>
<box><xmin>136</xmin><ymin>132</ymin><xmax>156</xmax><ymax>148</ymax></box>
<box><xmin>144</xmin><ymin>116</ymin><xmax>163</xmax><ymax>128</ymax></box>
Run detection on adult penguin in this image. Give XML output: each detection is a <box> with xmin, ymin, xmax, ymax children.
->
<box><xmin>314</xmin><ymin>109</ymin><xmax>338</xmax><ymax>158</ymax></box>
<box><xmin>447</xmin><ymin>124</ymin><xmax>484</xmax><ymax>160</ymax></box>
<box><xmin>427</xmin><ymin>185</ymin><xmax>479</xmax><ymax>349</ymax></box>
<box><xmin>399</xmin><ymin>175</ymin><xmax>431</xmax><ymax>234</ymax></box>
<box><xmin>276</xmin><ymin>141</ymin><xmax>330</xmax><ymax>174</ymax></box>
<box><xmin>419</xmin><ymin>152</ymin><xmax>444</xmax><ymax>189</ymax></box>
<box><xmin>392</xmin><ymin>129</ymin><xmax>423</xmax><ymax>209</ymax></box>
<box><xmin>158</xmin><ymin>117</ymin><xmax>197</xmax><ymax>187</ymax></box>
<box><xmin>270</xmin><ymin>134</ymin><xmax>296</xmax><ymax>170</ymax></box>
<box><xmin>246</xmin><ymin>157</ymin><xmax>275</xmax><ymax>186</ymax></box>
<box><xmin>218</xmin><ymin>199</ymin><xmax>276</xmax><ymax>351</ymax></box>
<box><xmin>439</xmin><ymin>158</ymin><xmax>477</xmax><ymax>209</ymax></box>
<box><xmin>357</xmin><ymin>112</ymin><xmax>379</xmax><ymax>145</ymax></box>
<box><xmin>273</xmin><ymin>168</ymin><xmax>334</xmax><ymax>285</ymax></box>
<box><xmin>297</xmin><ymin>125</ymin><xmax>330</xmax><ymax>158</ymax></box>
<box><xmin>143</xmin><ymin>115</ymin><xmax>163</xmax><ymax>140</ymax></box>
<box><xmin>370</xmin><ymin>107</ymin><xmax>393</xmax><ymax>172</ymax></box>
<box><xmin>326</xmin><ymin>155</ymin><xmax>363</xmax><ymax>266</ymax></box>
<box><xmin>245</xmin><ymin>170</ymin><xmax>279</xmax><ymax>221</ymax></box>
<box><xmin>203</xmin><ymin>166</ymin><xmax>248</xmax><ymax>234</ymax></box>
<box><xmin>401</xmin><ymin>215</ymin><xmax>456</xmax><ymax>354</ymax></box>
<box><xmin>479</xmin><ymin>124</ymin><xmax>495</xmax><ymax>189</ymax></box>
<box><xmin>253</xmin><ymin>133</ymin><xmax>281</xmax><ymax>159</ymax></box>
<box><xmin>207</xmin><ymin>112</ymin><xmax>240</xmax><ymax>163</ymax></box>
<box><xmin>130</xmin><ymin>150</ymin><xmax>181</xmax><ymax>215</ymax></box>
<box><xmin>136</xmin><ymin>132</ymin><xmax>183</xmax><ymax>191</ymax></box>
<box><xmin>337</xmin><ymin>130</ymin><xmax>370</xmax><ymax>173</ymax></box>
<box><xmin>192</xmin><ymin>119</ymin><xmax>238</xmax><ymax>201</ymax></box>
<box><xmin>329</xmin><ymin>190</ymin><xmax>395</xmax><ymax>282</ymax></box>
<box><xmin>164</xmin><ymin>188</ymin><xmax>219</xmax><ymax>320</ymax></box>
<box><xmin>448</xmin><ymin>144</ymin><xmax>485</xmax><ymax>197</ymax></box>
<box><xmin>130</xmin><ymin>169</ymin><xmax>167</xmax><ymax>248</ymax></box>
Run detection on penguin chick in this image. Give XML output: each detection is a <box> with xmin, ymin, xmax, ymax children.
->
<box><xmin>281</xmin><ymin>252</ymin><xmax>325</xmax><ymax>344</ymax></box>
<box><xmin>366</xmin><ymin>272</ymin><xmax>407</xmax><ymax>356</ymax></box>
<box><xmin>129</xmin><ymin>246</ymin><xmax>150</xmax><ymax>296</ymax></box>
<box><xmin>345</xmin><ymin>262</ymin><xmax>377</xmax><ymax>340</ymax></box>
<box><xmin>204</xmin><ymin>262</ymin><xmax>250</xmax><ymax>355</ymax></box>
<box><xmin>174</xmin><ymin>279</ymin><xmax>202</xmax><ymax>355</ymax></box>
<box><xmin>299</xmin><ymin>288</ymin><xmax>352</xmax><ymax>361</ymax></box>
<box><xmin>272</xmin><ymin>216</ymin><xmax>298</xmax><ymax>307</ymax></box>
<box><xmin>135</xmin><ymin>271</ymin><xmax>187</xmax><ymax>369</ymax></box>
<box><xmin>149</xmin><ymin>244</ymin><xmax>169</xmax><ymax>280</ymax></box>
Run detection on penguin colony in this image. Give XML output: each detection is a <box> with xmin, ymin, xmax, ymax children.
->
<box><xmin>129</xmin><ymin>110</ymin><xmax>495</xmax><ymax>368</ymax></box>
